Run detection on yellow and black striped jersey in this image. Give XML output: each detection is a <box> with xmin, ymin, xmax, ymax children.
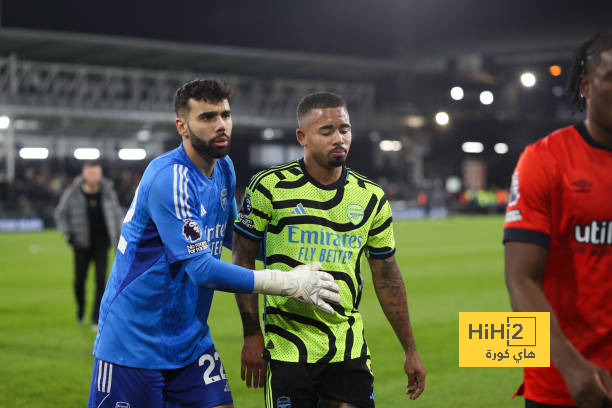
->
<box><xmin>234</xmin><ymin>158</ymin><xmax>395</xmax><ymax>364</ymax></box>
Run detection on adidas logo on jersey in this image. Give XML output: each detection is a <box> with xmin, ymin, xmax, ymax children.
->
<box><xmin>574</xmin><ymin>220</ymin><xmax>612</xmax><ymax>245</ymax></box>
<box><xmin>290</xmin><ymin>203</ymin><xmax>307</xmax><ymax>215</ymax></box>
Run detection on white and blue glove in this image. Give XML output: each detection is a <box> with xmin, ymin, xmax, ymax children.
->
<box><xmin>253</xmin><ymin>262</ymin><xmax>341</xmax><ymax>314</ymax></box>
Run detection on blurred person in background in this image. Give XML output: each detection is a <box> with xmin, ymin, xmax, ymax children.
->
<box><xmin>54</xmin><ymin>161</ymin><xmax>122</xmax><ymax>329</ymax></box>
<box><xmin>233</xmin><ymin>92</ymin><xmax>425</xmax><ymax>407</ymax></box>
<box><xmin>504</xmin><ymin>33</ymin><xmax>612</xmax><ymax>408</ymax></box>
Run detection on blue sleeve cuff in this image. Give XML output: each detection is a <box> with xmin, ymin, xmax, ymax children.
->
<box><xmin>184</xmin><ymin>254</ymin><xmax>254</xmax><ymax>293</ymax></box>
<box><xmin>233</xmin><ymin>223</ymin><xmax>263</xmax><ymax>241</ymax></box>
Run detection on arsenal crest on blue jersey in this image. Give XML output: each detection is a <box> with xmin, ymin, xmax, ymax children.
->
<box><xmin>220</xmin><ymin>188</ymin><xmax>228</xmax><ymax>211</ymax></box>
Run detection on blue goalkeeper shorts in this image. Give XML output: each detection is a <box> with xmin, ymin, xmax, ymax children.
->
<box><xmin>87</xmin><ymin>344</ymin><xmax>233</xmax><ymax>408</ymax></box>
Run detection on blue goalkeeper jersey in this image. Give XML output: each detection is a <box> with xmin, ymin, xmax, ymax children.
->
<box><xmin>93</xmin><ymin>145</ymin><xmax>238</xmax><ymax>369</ymax></box>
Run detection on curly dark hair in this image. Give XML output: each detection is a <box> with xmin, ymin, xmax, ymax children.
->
<box><xmin>173</xmin><ymin>78</ymin><xmax>232</xmax><ymax>116</ymax></box>
<box><xmin>567</xmin><ymin>32</ymin><xmax>612</xmax><ymax>112</ymax></box>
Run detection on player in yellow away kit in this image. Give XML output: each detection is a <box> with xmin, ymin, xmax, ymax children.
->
<box><xmin>232</xmin><ymin>92</ymin><xmax>426</xmax><ymax>407</ymax></box>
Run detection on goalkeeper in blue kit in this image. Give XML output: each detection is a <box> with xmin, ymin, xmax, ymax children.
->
<box><xmin>87</xmin><ymin>79</ymin><xmax>340</xmax><ymax>408</ymax></box>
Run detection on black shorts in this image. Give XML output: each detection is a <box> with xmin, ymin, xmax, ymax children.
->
<box><xmin>265</xmin><ymin>357</ymin><xmax>374</xmax><ymax>408</ymax></box>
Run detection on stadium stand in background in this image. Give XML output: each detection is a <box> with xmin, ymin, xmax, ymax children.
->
<box><xmin>0</xmin><ymin>10</ymin><xmax>608</xmax><ymax>230</ymax></box>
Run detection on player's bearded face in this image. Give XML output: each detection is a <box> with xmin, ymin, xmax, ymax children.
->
<box><xmin>187</xmin><ymin>123</ymin><xmax>231</xmax><ymax>159</ymax></box>
<box><xmin>313</xmin><ymin>146</ymin><xmax>346</xmax><ymax>168</ymax></box>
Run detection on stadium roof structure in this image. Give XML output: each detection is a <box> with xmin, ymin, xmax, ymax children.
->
<box><xmin>0</xmin><ymin>27</ymin><xmax>411</xmax><ymax>82</ymax></box>
<box><xmin>0</xmin><ymin>1</ymin><xmax>610</xmax><ymax>185</ymax></box>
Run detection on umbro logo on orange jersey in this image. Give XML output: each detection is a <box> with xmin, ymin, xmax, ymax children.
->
<box><xmin>571</xmin><ymin>179</ymin><xmax>593</xmax><ymax>193</ymax></box>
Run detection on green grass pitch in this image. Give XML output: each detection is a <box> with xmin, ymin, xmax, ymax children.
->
<box><xmin>0</xmin><ymin>216</ymin><xmax>524</xmax><ymax>407</ymax></box>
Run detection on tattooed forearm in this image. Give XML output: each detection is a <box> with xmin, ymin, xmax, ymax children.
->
<box><xmin>369</xmin><ymin>255</ymin><xmax>417</xmax><ymax>352</ymax></box>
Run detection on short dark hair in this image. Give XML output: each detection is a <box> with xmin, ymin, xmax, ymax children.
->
<box><xmin>83</xmin><ymin>160</ymin><xmax>101</xmax><ymax>168</ymax></box>
<box><xmin>296</xmin><ymin>92</ymin><xmax>346</xmax><ymax>124</ymax></box>
<box><xmin>567</xmin><ymin>32</ymin><xmax>612</xmax><ymax>112</ymax></box>
<box><xmin>174</xmin><ymin>78</ymin><xmax>232</xmax><ymax>116</ymax></box>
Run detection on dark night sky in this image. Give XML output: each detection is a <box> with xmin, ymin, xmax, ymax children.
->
<box><xmin>2</xmin><ymin>0</ymin><xmax>611</xmax><ymax>58</ymax></box>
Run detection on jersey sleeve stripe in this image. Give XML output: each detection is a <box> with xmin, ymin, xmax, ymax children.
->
<box><xmin>367</xmin><ymin>245</ymin><xmax>394</xmax><ymax>254</ymax></box>
<box><xmin>178</xmin><ymin>165</ymin><xmax>186</xmax><ymax>218</ymax></box>
<box><xmin>376</xmin><ymin>196</ymin><xmax>388</xmax><ymax>215</ymax></box>
<box><xmin>288</xmin><ymin>167</ymin><xmax>302</xmax><ymax>176</ymax></box>
<box><xmin>275</xmin><ymin>177</ymin><xmax>309</xmax><ymax>189</ymax></box>
<box><xmin>368</xmin><ymin>216</ymin><xmax>392</xmax><ymax>236</ymax></box>
<box><xmin>234</xmin><ymin>223</ymin><xmax>264</xmax><ymax>241</ymax></box>
<box><xmin>172</xmin><ymin>164</ymin><xmax>181</xmax><ymax>219</ymax></box>
<box><xmin>367</xmin><ymin>247</ymin><xmax>396</xmax><ymax>259</ymax></box>
<box><xmin>183</xmin><ymin>167</ymin><xmax>191</xmax><ymax>217</ymax></box>
<box><xmin>177</xmin><ymin>165</ymin><xmax>184</xmax><ymax>218</ymax></box>
<box><xmin>348</xmin><ymin>170</ymin><xmax>382</xmax><ymax>189</ymax></box>
<box><xmin>248</xmin><ymin>162</ymin><xmax>300</xmax><ymax>190</ymax></box>
<box><xmin>253</xmin><ymin>208</ymin><xmax>272</xmax><ymax>221</ymax></box>
<box><xmin>257</xmin><ymin>183</ymin><xmax>274</xmax><ymax>201</ymax></box>
<box><xmin>503</xmin><ymin>227</ymin><xmax>551</xmax><ymax>248</ymax></box>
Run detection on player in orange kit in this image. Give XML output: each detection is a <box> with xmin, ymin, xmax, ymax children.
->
<box><xmin>504</xmin><ymin>33</ymin><xmax>612</xmax><ymax>408</ymax></box>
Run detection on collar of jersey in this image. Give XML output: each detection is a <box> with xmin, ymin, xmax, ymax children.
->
<box><xmin>297</xmin><ymin>157</ymin><xmax>348</xmax><ymax>190</ymax></box>
<box><xmin>574</xmin><ymin>122</ymin><xmax>612</xmax><ymax>152</ymax></box>
<box><xmin>179</xmin><ymin>143</ymin><xmax>219</xmax><ymax>180</ymax></box>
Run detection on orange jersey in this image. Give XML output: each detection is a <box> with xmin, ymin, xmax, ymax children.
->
<box><xmin>503</xmin><ymin>123</ymin><xmax>612</xmax><ymax>406</ymax></box>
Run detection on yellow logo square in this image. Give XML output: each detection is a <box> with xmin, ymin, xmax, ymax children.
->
<box><xmin>459</xmin><ymin>312</ymin><xmax>550</xmax><ymax>367</ymax></box>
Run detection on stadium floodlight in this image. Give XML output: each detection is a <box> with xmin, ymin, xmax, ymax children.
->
<box><xmin>137</xmin><ymin>129</ymin><xmax>151</xmax><ymax>141</ymax></box>
<box><xmin>435</xmin><ymin>111</ymin><xmax>450</xmax><ymax>126</ymax></box>
<box><xmin>494</xmin><ymin>142</ymin><xmax>509</xmax><ymax>154</ymax></box>
<box><xmin>379</xmin><ymin>140</ymin><xmax>402</xmax><ymax>151</ymax></box>
<box><xmin>403</xmin><ymin>115</ymin><xmax>425</xmax><ymax>128</ymax></box>
<box><xmin>0</xmin><ymin>116</ymin><xmax>10</xmax><ymax>129</ymax></box>
<box><xmin>262</xmin><ymin>128</ymin><xmax>275</xmax><ymax>140</ymax></box>
<box><xmin>19</xmin><ymin>147</ymin><xmax>49</xmax><ymax>159</ymax></box>
<box><xmin>450</xmin><ymin>86</ymin><xmax>464</xmax><ymax>101</ymax></box>
<box><xmin>118</xmin><ymin>148</ymin><xmax>147</xmax><ymax>160</ymax></box>
<box><xmin>74</xmin><ymin>148</ymin><xmax>100</xmax><ymax>160</ymax></box>
<box><xmin>462</xmin><ymin>141</ymin><xmax>484</xmax><ymax>153</ymax></box>
<box><xmin>520</xmin><ymin>72</ymin><xmax>536</xmax><ymax>88</ymax></box>
<box><xmin>479</xmin><ymin>91</ymin><xmax>494</xmax><ymax>105</ymax></box>
<box><xmin>549</xmin><ymin>65</ymin><xmax>562</xmax><ymax>77</ymax></box>
<box><xmin>445</xmin><ymin>176</ymin><xmax>462</xmax><ymax>193</ymax></box>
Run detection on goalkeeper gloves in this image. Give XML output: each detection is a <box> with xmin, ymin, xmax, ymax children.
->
<box><xmin>252</xmin><ymin>262</ymin><xmax>341</xmax><ymax>314</ymax></box>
